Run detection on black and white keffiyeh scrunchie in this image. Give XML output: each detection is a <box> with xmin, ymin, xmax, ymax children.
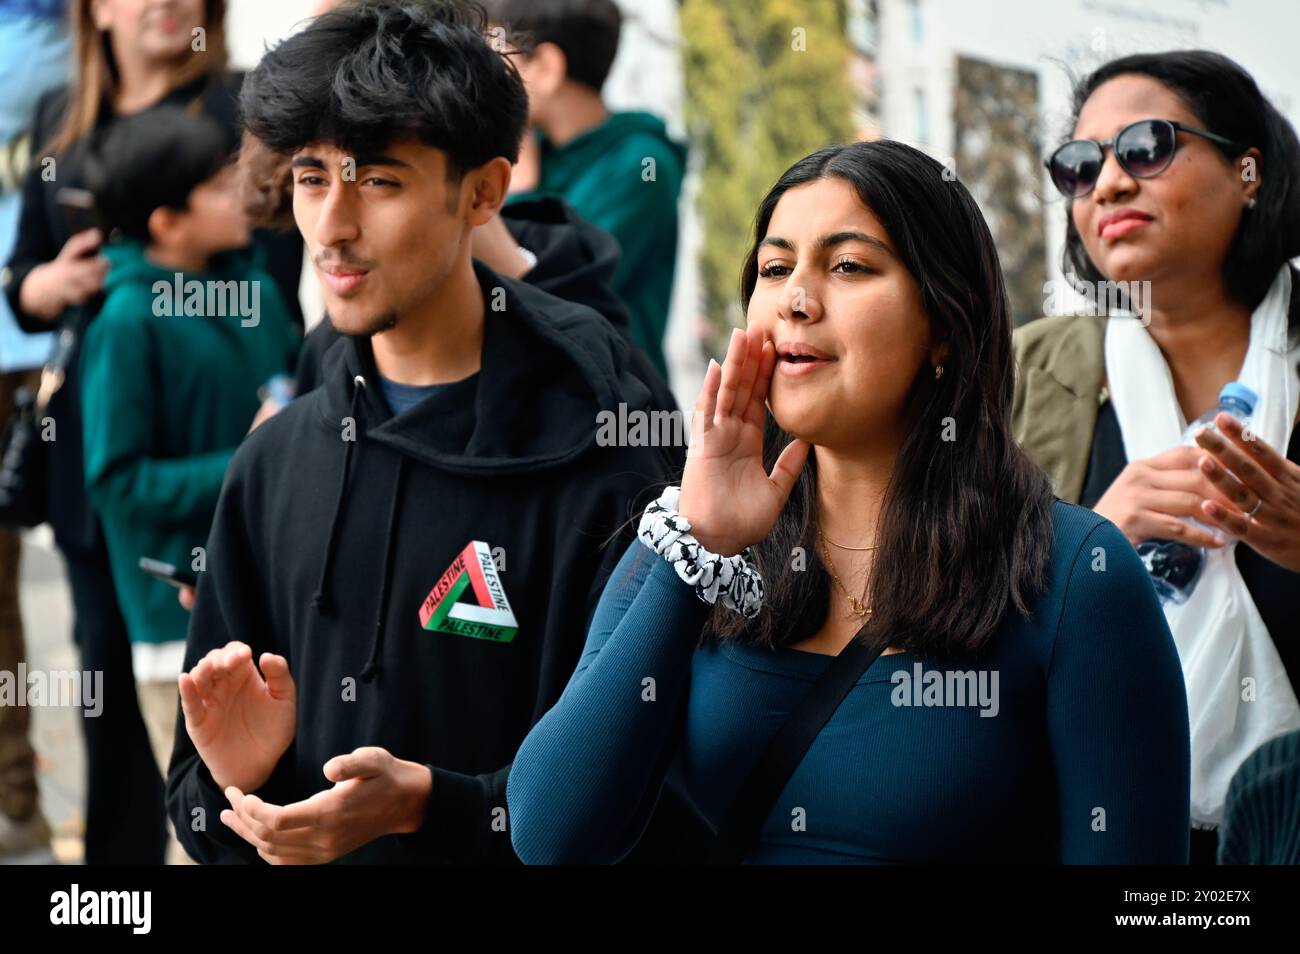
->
<box><xmin>636</xmin><ymin>485</ymin><xmax>764</xmax><ymax>619</ymax></box>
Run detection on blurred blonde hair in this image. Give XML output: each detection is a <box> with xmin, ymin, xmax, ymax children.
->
<box><xmin>48</xmin><ymin>0</ymin><xmax>229</xmax><ymax>156</ymax></box>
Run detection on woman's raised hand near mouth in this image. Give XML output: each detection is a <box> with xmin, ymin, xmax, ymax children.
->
<box><xmin>677</xmin><ymin>326</ymin><xmax>811</xmax><ymax>556</ymax></box>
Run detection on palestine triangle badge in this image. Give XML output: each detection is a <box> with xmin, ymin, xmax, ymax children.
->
<box><xmin>419</xmin><ymin>541</ymin><xmax>519</xmax><ymax>642</ymax></box>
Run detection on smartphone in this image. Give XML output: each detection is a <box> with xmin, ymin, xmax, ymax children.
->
<box><xmin>55</xmin><ymin>187</ymin><xmax>103</xmax><ymax>245</ymax></box>
<box><xmin>139</xmin><ymin>557</ymin><xmax>199</xmax><ymax>589</ymax></box>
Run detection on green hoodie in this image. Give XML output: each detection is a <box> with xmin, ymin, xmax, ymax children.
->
<box><xmin>80</xmin><ymin>240</ymin><xmax>299</xmax><ymax>648</ymax></box>
<box><xmin>509</xmin><ymin>111</ymin><xmax>687</xmax><ymax>377</ymax></box>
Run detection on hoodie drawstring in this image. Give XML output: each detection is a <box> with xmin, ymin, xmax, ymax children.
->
<box><xmin>312</xmin><ymin>375</ymin><xmax>367</xmax><ymax>615</ymax></box>
<box><xmin>359</xmin><ymin>454</ymin><xmax>407</xmax><ymax>684</ymax></box>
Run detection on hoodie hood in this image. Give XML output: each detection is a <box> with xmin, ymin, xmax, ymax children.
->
<box><xmin>291</xmin><ymin>204</ymin><xmax>678</xmax><ymax>645</ymax></box>
<box><xmin>315</xmin><ymin>259</ymin><xmax>651</xmax><ymax>477</ymax></box>
<box><xmin>548</xmin><ymin>111</ymin><xmax>688</xmax><ymax>169</ymax></box>
<box><xmin>503</xmin><ymin>197</ymin><xmax>630</xmax><ymax>337</ymax></box>
<box><xmin>307</xmin><ymin>260</ymin><xmax>663</xmax><ymax>682</ymax></box>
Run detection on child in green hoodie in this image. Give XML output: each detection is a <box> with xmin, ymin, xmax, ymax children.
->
<box><xmin>78</xmin><ymin>108</ymin><xmax>299</xmax><ymax>835</ymax></box>
<box><xmin>488</xmin><ymin>0</ymin><xmax>687</xmax><ymax>379</ymax></box>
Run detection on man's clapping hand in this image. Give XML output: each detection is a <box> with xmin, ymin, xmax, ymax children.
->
<box><xmin>178</xmin><ymin>641</ymin><xmax>296</xmax><ymax>794</ymax></box>
<box><xmin>220</xmin><ymin>747</ymin><xmax>433</xmax><ymax>864</ymax></box>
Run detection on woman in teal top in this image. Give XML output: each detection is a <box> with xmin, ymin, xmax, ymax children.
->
<box><xmin>507</xmin><ymin>140</ymin><xmax>1191</xmax><ymax>864</ymax></box>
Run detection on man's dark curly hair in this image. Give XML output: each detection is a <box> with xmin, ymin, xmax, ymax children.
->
<box><xmin>240</xmin><ymin>0</ymin><xmax>528</xmax><ymax>180</ymax></box>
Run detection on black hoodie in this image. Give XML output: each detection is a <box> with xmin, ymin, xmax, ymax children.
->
<box><xmin>166</xmin><ymin>259</ymin><xmax>700</xmax><ymax>863</ymax></box>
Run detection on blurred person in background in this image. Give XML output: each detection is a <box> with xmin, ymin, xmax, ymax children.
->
<box><xmin>0</xmin><ymin>0</ymin><xmax>68</xmax><ymax>865</ymax></box>
<box><xmin>1016</xmin><ymin>50</ymin><xmax>1300</xmax><ymax>863</ymax></box>
<box><xmin>78</xmin><ymin>106</ymin><xmax>298</xmax><ymax>863</ymax></box>
<box><xmin>485</xmin><ymin>0</ymin><xmax>687</xmax><ymax>380</ymax></box>
<box><xmin>1</xmin><ymin>0</ymin><xmax>293</xmax><ymax>864</ymax></box>
<box><xmin>1218</xmin><ymin>726</ymin><xmax>1300</xmax><ymax>864</ymax></box>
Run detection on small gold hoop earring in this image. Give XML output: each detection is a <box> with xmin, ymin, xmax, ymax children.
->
<box><xmin>934</xmin><ymin>364</ymin><xmax>944</xmax><ymax>381</ymax></box>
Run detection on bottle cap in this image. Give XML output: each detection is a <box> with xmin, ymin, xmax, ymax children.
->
<box><xmin>1219</xmin><ymin>381</ymin><xmax>1258</xmax><ymax>414</ymax></box>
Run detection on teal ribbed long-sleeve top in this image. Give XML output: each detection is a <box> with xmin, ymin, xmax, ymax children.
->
<box><xmin>507</xmin><ymin>501</ymin><xmax>1191</xmax><ymax>864</ymax></box>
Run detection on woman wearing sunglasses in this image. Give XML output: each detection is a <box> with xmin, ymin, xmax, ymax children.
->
<box><xmin>1018</xmin><ymin>50</ymin><xmax>1300</xmax><ymax>864</ymax></box>
<box><xmin>505</xmin><ymin>139</ymin><xmax>1190</xmax><ymax>864</ymax></box>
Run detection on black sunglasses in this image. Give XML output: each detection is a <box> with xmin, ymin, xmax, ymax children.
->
<box><xmin>1045</xmin><ymin>118</ymin><xmax>1248</xmax><ymax>199</ymax></box>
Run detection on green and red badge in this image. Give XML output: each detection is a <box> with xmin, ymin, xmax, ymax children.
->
<box><xmin>419</xmin><ymin>541</ymin><xmax>518</xmax><ymax>642</ymax></box>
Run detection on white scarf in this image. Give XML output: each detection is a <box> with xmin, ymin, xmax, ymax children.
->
<box><xmin>1104</xmin><ymin>265</ymin><xmax>1300</xmax><ymax>828</ymax></box>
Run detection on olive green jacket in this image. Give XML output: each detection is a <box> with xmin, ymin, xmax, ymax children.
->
<box><xmin>1011</xmin><ymin>315</ymin><xmax>1108</xmax><ymax>505</ymax></box>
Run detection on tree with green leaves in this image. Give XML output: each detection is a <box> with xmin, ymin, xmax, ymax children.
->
<box><xmin>681</xmin><ymin>0</ymin><xmax>855</xmax><ymax>352</ymax></box>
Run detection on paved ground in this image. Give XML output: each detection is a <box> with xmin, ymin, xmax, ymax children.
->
<box><xmin>16</xmin><ymin>525</ymin><xmax>84</xmax><ymax>864</ymax></box>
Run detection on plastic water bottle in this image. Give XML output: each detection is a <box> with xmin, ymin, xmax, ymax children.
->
<box><xmin>1138</xmin><ymin>381</ymin><xmax>1258</xmax><ymax>605</ymax></box>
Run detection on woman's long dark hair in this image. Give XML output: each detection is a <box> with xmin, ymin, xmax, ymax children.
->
<box><xmin>1061</xmin><ymin>51</ymin><xmax>1300</xmax><ymax>319</ymax></box>
<box><xmin>707</xmin><ymin>139</ymin><xmax>1056</xmax><ymax>659</ymax></box>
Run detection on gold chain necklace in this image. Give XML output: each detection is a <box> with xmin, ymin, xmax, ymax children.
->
<box><xmin>819</xmin><ymin>531</ymin><xmax>872</xmax><ymax>619</ymax></box>
<box><xmin>821</xmin><ymin>534</ymin><xmax>880</xmax><ymax>551</ymax></box>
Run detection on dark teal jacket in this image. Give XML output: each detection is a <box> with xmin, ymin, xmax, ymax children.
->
<box><xmin>80</xmin><ymin>240</ymin><xmax>298</xmax><ymax>646</ymax></box>
<box><xmin>510</xmin><ymin>111</ymin><xmax>687</xmax><ymax>377</ymax></box>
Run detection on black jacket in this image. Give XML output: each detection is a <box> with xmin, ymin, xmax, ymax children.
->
<box><xmin>167</xmin><ymin>261</ymin><xmax>701</xmax><ymax>863</ymax></box>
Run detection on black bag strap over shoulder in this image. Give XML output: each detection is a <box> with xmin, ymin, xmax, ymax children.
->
<box><xmin>707</xmin><ymin>634</ymin><xmax>884</xmax><ymax>865</ymax></box>
<box><xmin>0</xmin><ymin>305</ymin><xmax>92</xmax><ymax>529</ymax></box>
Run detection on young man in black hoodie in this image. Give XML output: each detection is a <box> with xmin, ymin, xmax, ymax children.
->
<box><xmin>166</xmin><ymin>0</ymin><xmax>702</xmax><ymax>864</ymax></box>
